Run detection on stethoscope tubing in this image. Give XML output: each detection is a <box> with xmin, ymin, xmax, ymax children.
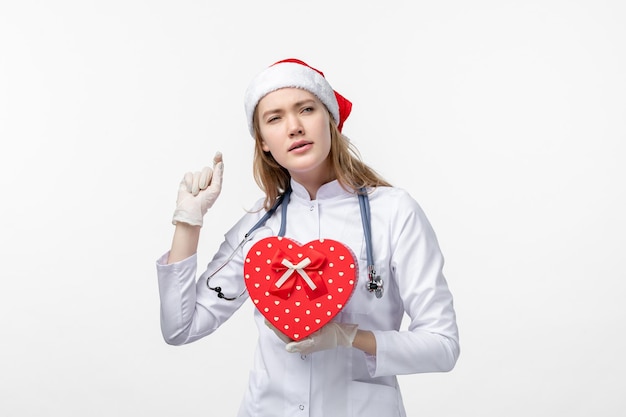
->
<box><xmin>206</xmin><ymin>187</ymin><xmax>383</xmax><ymax>300</ymax></box>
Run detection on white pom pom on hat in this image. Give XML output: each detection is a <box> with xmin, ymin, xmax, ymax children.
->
<box><xmin>244</xmin><ymin>58</ymin><xmax>352</xmax><ymax>137</ymax></box>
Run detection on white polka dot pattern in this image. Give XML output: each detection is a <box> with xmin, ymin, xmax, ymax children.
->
<box><xmin>244</xmin><ymin>237</ymin><xmax>357</xmax><ymax>340</ymax></box>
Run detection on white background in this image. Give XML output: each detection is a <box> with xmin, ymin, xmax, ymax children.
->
<box><xmin>1</xmin><ymin>1</ymin><xmax>625</xmax><ymax>416</ymax></box>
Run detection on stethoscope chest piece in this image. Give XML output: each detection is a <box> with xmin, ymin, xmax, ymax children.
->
<box><xmin>366</xmin><ymin>265</ymin><xmax>384</xmax><ymax>299</ymax></box>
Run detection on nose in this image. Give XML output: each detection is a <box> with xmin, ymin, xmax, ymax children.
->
<box><xmin>287</xmin><ymin>115</ymin><xmax>304</xmax><ymax>137</ymax></box>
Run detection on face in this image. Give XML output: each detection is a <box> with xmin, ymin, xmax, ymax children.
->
<box><xmin>256</xmin><ymin>88</ymin><xmax>333</xmax><ymax>185</ymax></box>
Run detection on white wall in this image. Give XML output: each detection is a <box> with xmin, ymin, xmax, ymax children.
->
<box><xmin>1</xmin><ymin>1</ymin><xmax>624</xmax><ymax>415</ymax></box>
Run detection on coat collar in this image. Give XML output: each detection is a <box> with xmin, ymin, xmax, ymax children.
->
<box><xmin>289</xmin><ymin>179</ymin><xmax>356</xmax><ymax>203</ymax></box>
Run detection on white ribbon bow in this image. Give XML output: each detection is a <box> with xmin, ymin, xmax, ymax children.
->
<box><xmin>274</xmin><ymin>257</ymin><xmax>317</xmax><ymax>290</ymax></box>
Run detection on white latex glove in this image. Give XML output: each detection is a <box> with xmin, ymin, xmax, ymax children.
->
<box><xmin>172</xmin><ymin>152</ymin><xmax>224</xmax><ymax>227</ymax></box>
<box><xmin>285</xmin><ymin>322</ymin><xmax>358</xmax><ymax>355</ymax></box>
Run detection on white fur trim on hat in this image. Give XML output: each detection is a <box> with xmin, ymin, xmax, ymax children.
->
<box><xmin>244</xmin><ymin>61</ymin><xmax>339</xmax><ymax>137</ymax></box>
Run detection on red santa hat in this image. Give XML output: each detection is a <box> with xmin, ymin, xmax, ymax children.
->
<box><xmin>244</xmin><ymin>58</ymin><xmax>352</xmax><ymax>137</ymax></box>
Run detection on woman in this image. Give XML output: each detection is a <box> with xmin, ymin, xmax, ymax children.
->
<box><xmin>157</xmin><ymin>58</ymin><xmax>459</xmax><ymax>416</ymax></box>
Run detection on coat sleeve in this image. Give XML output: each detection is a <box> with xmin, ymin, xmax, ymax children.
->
<box><xmin>156</xmin><ymin>205</ymin><xmax>266</xmax><ymax>346</ymax></box>
<box><xmin>369</xmin><ymin>190</ymin><xmax>460</xmax><ymax>377</ymax></box>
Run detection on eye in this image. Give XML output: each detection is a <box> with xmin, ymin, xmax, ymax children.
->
<box><xmin>301</xmin><ymin>106</ymin><xmax>314</xmax><ymax>114</ymax></box>
<box><xmin>267</xmin><ymin>115</ymin><xmax>280</xmax><ymax>123</ymax></box>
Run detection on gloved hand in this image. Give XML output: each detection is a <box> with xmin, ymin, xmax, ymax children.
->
<box><xmin>172</xmin><ymin>152</ymin><xmax>224</xmax><ymax>227</ymax></box>
<box><xmin>285</xmin><ymin>322</ymin><xmax>358</xmax><ymax>355</ymax></box>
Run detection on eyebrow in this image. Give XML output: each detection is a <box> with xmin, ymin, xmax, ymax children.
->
<box><xmin>260</xmin><ymin>99</ymin><xmax>318</xmax><ymax>119</ymax></box>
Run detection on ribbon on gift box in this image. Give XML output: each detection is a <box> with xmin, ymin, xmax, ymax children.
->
<box><xmin>268</xmin><ymin>248</ymin><xmax>328</xmax><ymax>299</ymax></box>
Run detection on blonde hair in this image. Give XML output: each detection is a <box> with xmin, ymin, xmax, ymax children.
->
<box><xmin>252</xmin><ymin>112</ymin><xmax>391</xmax><ymax>210</ymax></box>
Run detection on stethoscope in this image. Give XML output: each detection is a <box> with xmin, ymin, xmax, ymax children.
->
<box><xmin>206</xmin><ymin>187</ymin><xmax>384</xmax><ymax>300</ymax></box>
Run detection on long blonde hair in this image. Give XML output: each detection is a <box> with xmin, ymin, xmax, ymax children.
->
<box><xmin>252</xmin><ymin>112</ymin><xmax>391</xmax><ymax>210</ymax></box>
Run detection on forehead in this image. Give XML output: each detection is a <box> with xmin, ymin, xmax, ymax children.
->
<box><xmin>257</xmin><ymin>87</ymin><xmax>321</xmax><ymax>112</ymax></box>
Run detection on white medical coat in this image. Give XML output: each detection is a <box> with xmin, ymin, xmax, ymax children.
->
<box><xmin>157</xmin><ymin>180</ymin><xmax>459</xmax><ymax>417</ymax></box>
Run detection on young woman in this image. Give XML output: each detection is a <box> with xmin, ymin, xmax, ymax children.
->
<box><xmin>157</xmin><ymin>58</ymin><xmax>460</xmax><ymax>417</ymax></box>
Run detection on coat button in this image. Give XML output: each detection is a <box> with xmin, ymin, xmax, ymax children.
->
<box><xmin>299</xmin><ymin>405</ymin><xmax>305</xmax><ymax>410</ymax></box>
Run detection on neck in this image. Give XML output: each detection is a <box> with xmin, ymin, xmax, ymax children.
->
<box><xmin>289</xmin><ymin>158</ymin><xmax>336</xmax><ymax>200</ymax></box>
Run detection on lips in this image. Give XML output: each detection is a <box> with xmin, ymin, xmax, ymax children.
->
<box><xmin>288</xmin><ymin>141</ymin><xmax>313</xmax><ymax>152</ymax></box>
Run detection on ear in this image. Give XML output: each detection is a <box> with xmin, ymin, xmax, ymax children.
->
<box><xmin>261</xmin><ymin>140</ymin><xmax>270</xmax><ymax>152</ymax></box>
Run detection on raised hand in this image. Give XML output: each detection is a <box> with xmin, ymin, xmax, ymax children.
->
<box><xmin>172</xmin><ymin>152</ymin><xmax>224</xmax><ymax>227</ymax></box>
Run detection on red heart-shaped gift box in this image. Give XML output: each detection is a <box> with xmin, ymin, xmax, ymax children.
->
<box><xmin>244</xmin><ymin>236</ymin><xmax>357</xmax><ymax>340</ymax></box>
